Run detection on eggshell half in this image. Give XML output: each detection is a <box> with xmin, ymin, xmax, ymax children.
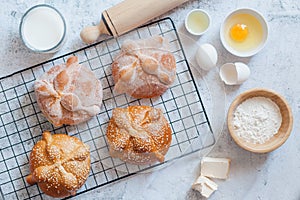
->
<box><xmin>219</xmin><ymin>62</ymin><xmax>250</xmax><ymax>85</ymax></box>
<box><xmin>235</xmin><ymin>62</ymin><xmax>251</xmax><ymax>84</ymax></box>
<box><xmin>220</xmin><ymin>63</ymin><xmax>237</xmax><ymax>85</ymax></box>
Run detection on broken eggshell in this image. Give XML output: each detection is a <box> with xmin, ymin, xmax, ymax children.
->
<box><xmin>219</xmin><ymin>62</ymin><xmax>250</xmax><ymax>85</ymax></box>
<box><xmin>196</xmin><ymin>43</ymin><xmax>218</xmax><ymax>71</ymax></box>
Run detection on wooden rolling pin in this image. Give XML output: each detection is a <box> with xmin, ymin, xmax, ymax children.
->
<box><xmin>80</xmin><ymin>0</ymin><xmax>189</xmax><ymax>43</ymax></box>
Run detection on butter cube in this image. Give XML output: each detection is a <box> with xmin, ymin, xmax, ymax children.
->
<box><xmin>200</xmin><ymin>157</ymin><xmax>231</xmax><ymax>179</ymax></box>
<box><xmin>192</xmin><ymin>176</ymin><xmax>218</xmax><ymax>198</ymax></box>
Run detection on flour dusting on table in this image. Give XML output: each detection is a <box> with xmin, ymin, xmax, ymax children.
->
<box><xmin>233</xmin><ymin>97</ymin><xmax>282</xmax><ymax>144</ymax></box>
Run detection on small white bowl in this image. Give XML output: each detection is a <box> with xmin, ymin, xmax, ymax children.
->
<box><xmin>185</xmin><ymin>9</ymin><xmax>211</xmax><ymax>36</ymax></box>
<box><xmin>220</xmin><ymin>8</ymin><xmax>268</xmax><ymax>57</ymax></box>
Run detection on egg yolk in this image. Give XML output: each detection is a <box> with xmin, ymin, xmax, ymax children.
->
<box><xmin>230</xmin><ymin>24</ymin><xmax>248</xmax><ymax>42</ymax></box>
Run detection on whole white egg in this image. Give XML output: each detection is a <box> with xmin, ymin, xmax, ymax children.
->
<box><xmin>195</xmin><ymin>43</ymin><xmax>218</xmax><ymax>71</ymax></box>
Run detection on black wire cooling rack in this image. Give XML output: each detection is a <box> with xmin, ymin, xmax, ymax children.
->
<box><xmin>0</xmin><ymin>18</ymin><xmax>215</xmax><ymax>199</ymax></box>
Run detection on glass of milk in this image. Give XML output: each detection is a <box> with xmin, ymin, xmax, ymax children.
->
<box><xmin>19</xmin><ymin>4</ymin><xmax>66</xmax><ymax>53</ymax></box>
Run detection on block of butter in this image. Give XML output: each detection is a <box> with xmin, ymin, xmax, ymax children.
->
<box><xmin>192</xmin><ymin>175</ymin><xmax>218</xmax><ymax>198</ymax></box>
<box><xmin>200</xmin><ymin>157</ymin><xmax>231</xmax><ymax>179</ymax></box>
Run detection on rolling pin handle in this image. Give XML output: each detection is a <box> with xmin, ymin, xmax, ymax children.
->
<box><xmin>80</xmin><ymin>20</ymin><xmax>110</xmax><ymax>44</ymax></box>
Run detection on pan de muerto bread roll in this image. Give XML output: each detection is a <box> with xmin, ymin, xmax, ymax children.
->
<box><xmin>112</xmin><ymin>36</ymin><xmax>176</xmax><ymax>98</ymax></box>
<box><xmin>26</xmin><ymin>131</ymin><xmax>90</xmax><ymax>198</ymax></box>
<box><xmin>34</xmin><ymin>56</ymin><xmax>103</xmax><ymax>127</ymax></box>
<box><xmin>106</xmin><ymin>105</ymin><xmax>172</xmax><ymax>165</ymax></box>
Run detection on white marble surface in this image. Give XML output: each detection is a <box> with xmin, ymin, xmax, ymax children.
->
<box><xmin>0</xmin><ymin>0</ymin><xmax>300</xmax><ymax>199</ymax></box>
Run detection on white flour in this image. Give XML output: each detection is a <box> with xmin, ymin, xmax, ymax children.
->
<box><xmin>233</xmin><ymin>97</ymin><xmax>282</xmax><ymax>144</ymax></box>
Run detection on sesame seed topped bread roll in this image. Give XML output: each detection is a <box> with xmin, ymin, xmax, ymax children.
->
<box><xmin>106</xmin><ymin>105</ymin><xmax>172</xmax><ymax>165</ymax></box>
<box><xmin>34</xmin><ymin>56</ymin><xmax>103</xmax><ymax>127</ymax></box>
<box><xmin>26</xmin><ymin>131</ymin><xmax>91</xmax><ymax>198</ymax></box>
<box><xmin>112</xmin><ymin>36</ymin><xmax>176</xmax><ymax>98</ymax></box>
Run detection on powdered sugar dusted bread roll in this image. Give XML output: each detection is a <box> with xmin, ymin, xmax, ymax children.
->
<box><xmin>26</xmin><ymin>131</ymin><xmax>90</xmax><ymax>198</ymax></box>
<box><xmin>34</xmin><ymin>56</ymin><xmax>103</xmax><ymax>127</ymax></box>
<box><xmin>106</xmin><ymin>105</ymin><xmax>172</xmax><ymax>165</ymax></box>
<box><xmin>112</xmin><ymin>36</ymin><xmax>176</xmax><ymax>98</ymax></box>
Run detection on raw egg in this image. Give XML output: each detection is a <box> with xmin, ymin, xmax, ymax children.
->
<box><xmin>220</xmin><ymin>9</ymin><xmax>268</xmax><ymax>57</ymax></box>
<box><xmin>230</xmin><ymin>23</ymin><xmax>248</xmax><ymax>42</ymax></box>
<box><xmin>225</xmin><ymin>13</ymin><xmax>263</xmax><ymax>52</ymax></box>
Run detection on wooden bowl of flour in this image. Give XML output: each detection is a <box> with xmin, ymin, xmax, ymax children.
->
<box><xmin>227</xmin><ymin>88</ymin><xmax>293</xmax><ymax>153</ymax></box>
